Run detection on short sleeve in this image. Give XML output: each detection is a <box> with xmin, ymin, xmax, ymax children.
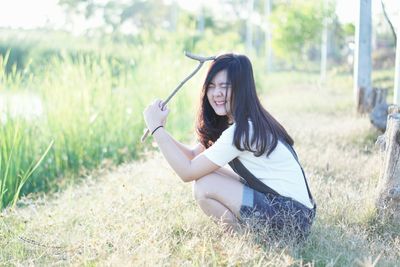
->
<box><xmin>200</xmin><ymin>124</ymin><xmax>243</xmax><ymax>166</ymax></box>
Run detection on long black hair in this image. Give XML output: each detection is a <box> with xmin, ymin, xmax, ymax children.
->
<box><xmin>196</xmin><ymin>53</ymin><xmax>294</xmax><ymax>156</ymax></box>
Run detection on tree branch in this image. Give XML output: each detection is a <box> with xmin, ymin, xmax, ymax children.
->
<box><xmin>380</xmin><ymin>0</ymin><xmax>397</xmax><ymax>45</ymax></box>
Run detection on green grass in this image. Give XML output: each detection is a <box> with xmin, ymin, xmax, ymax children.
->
<box><xmin>0</xmin><ymin>43</ymin><xmax>205</xmax><ymax>208</ymax></box>
<box><xmin>1</xmin><ymin>81</ymin><xmax>399</xmax><ymax>265</ymax></box>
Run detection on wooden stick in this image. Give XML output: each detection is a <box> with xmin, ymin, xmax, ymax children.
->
<box><xmin>141</xmin><ymin>52</ymin><xmax>216</xmax><ymax>142</ymax></box>
<box><xmin>376</xmin><ymin>105</ymin><xmax>400</xmax><ymax>221</ymax></box>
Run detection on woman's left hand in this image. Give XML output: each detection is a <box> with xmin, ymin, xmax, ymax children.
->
<box><xmin>143</xmin><ymin>99</ymin><xmax>170</xmax><ymax>132</ymax></box>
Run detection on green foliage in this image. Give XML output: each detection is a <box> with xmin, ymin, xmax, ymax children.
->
<box><xmin>0</xmin><ymin>118</ymin><xmax>54</xmax><ymax>209</ymax></box>
<box><xmin>269</xmin><ymin>0</ymin><xmax>335</xmax><ymax>66</ymax></box>
<box><xmin>342</xmin><ymin>22</ymin><xmax>355</xmax><ymax>36</ymax></box>
<box><xmin>0</xmin><ymin>44</ymin><xmax>31</xmax><ymax>73</ymax></box>
<box><xmin>0</xmin><ymin>28</ymin><xmax>225</xmax><ymax>208</ymax></box>
<box><xmin>0</xmin><ymin>30</ymin><xmax>141</xmax><ymax>75</ymax></box>
<box><xmin>59</xmin><ymin>0</ymin><xmax>172</xmax><ymax>33</ymax></box>
<box><xmin>191</xmin><ymin>29</ymin><xmax>244</xmax><ymax>55</ymax></box>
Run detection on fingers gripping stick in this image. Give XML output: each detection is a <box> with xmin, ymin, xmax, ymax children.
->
<box><xmin>141</xmin><ymin>52</ymin><xmax>216</xmax><ymax>142</ymax></box>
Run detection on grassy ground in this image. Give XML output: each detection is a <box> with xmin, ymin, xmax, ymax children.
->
<box><xmin>1</xmin><ymin>78</ymin><xmax>399</xmax><ymax>266</ymax></box>
<box><xmin>0</xmin><ymin>48</ymin><xmax>202</xmax><ymax>208</ymax></box>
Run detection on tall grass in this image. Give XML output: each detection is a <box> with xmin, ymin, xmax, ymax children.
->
<box><xmin>0</xmin><ymin>116</ymin><xmax>55</xmax><ymax>207</ymax></box>
<box><xmin>0</xmin><ymin>40</ymin><xmax>206</xmax><ymax>208</ymax></box>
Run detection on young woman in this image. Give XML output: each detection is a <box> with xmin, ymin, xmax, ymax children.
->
<box><xmin>143</xmin><ymin>53</ymin><xmax>316</xmax><ymax>237</ymax></box>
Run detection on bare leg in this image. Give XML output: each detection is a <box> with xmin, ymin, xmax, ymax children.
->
<box><xmin>196</xmin><ymin>198</ymin><xmax>238</xmax><ymax>226</ymax></box>
<box><xmin>193</xmin><ymin>172</ymin><xmax>244</xmax><ymax>230</ymax></box>
<box><xmin>215</xmin><ymin>166</ymin><xmax>242</xmax><ymax>181</ymax></box>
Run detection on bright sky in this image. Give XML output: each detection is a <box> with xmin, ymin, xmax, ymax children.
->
<box><xmin>336</xmin><ymin>0</ymin><xmax>397</xmax><ymax>23</ymax></box>
<box><xmin>0</xmin><ymin>0</ymin><xmax>397</xmax><ymax>30</ymax></box>
<box><xmin>0</xmin><ymin>0</ymin><xmax>65</xmax><ymax>29</ymax></box>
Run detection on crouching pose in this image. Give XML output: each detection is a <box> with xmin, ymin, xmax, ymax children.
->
<box><xmin>143</xmin><ymin>53</ymin><xmax>316</xmax><ymax>238</ymax></box>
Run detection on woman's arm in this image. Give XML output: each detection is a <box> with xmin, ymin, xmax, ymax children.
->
<box><xmin>171</xmin><ymin>137</ymin><xmax>239</xmax><ymax>181</ymax></box>
<box><xmin>144</xmin><ymin>100</ymin><xmax>217</xmax><ymax>182</ymax></box>
<box><xmin>171</xmin><ymin>140</ymin><xmax>205</xmax><ymax>160</ymax></box>
<box><xmin>164</xmin><ymin>131</ymin><xmax>239</xmax><ymax>181</ymax></box>
<box><xmin>152</xmin><ymin>127</ymin><xmax>219</xmax><ymax>182</ymax></box>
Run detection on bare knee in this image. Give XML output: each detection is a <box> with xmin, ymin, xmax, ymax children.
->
<box><xmin>192</xmin><ymin>173</ymin><xmax>214</xmax><ymax>201</ymax></box>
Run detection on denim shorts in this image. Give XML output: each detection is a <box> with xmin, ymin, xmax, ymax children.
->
<box><xmin>240</xmin><ymin>185</ymin><xmax>315</xmax><ymax>239</ymax></box>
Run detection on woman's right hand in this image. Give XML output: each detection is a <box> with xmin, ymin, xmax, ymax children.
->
<box><xmin>143</xmin><ymin>99</ymin><xmax>170</xmax><ymax>132</ymax></box>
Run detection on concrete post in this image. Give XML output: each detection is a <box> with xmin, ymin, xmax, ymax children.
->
<box><xmin>353</xmin><ymin>0</ymin><xmax>372</xmax><ymax>113</ymax></box>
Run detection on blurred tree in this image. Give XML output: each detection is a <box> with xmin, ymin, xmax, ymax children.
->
<box><xmin>103</xmin><ymin>1</ymin><xmax>123</xmax><ymax>32</ymax></box>
<box><xmin>269</xmin><ymin>0</ymin><xmax>335</xmax><ymax>68</ymax></box>
<box><xmin>329</xmin><ymin>20</ymin><xmax>354</xmax><ymax>68</ymax></box>
<box><xmin>380</xmin><ymin>0</ymin><xmax>397</xmax><ymax>45</ymax></box>
<box><xmin>246</xmin><ymin>0</ymin><xmax>254</xmax><ymax>52</ymax></box>
<box><xmin>342</xmin><ymin>23</ymin><xmax>355</xmax><ymax>36</ymax></box>
<box><xmin>263</xmin><ymin>0</ymin><xmax>273</xmax><ymax>72</ymax></box>
<box><xmin>320</xmin><ymin>0</ymin><xmax>328</xmax><ymax>82</ymax></box>
<box><xmin>58</xmin><ymin>0</ymin><xmax>172</xmax><ymax>34</ymax></box>
<box><xmin>121</xmin><ymin>0</ymin><xmax>170</xmax><ymax>30</ymax></box>
<box><xmin>58</xmin><ymin>0</ymin><xmax>88</xmax><ymax>15</ymax></box>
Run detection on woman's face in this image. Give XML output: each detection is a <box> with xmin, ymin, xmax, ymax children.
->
<box><xmin>206</xmin><ymin>70</ymin><xmax>232</xmax><ymax>119</ymax></box>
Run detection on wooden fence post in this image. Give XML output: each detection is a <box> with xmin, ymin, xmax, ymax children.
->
<box><xmin>376</xmin><ymin>105</ymin><xmax>400</xmax><ymax>221</ymax></box>
<box><xmin>369</xmin><ymin>88</ymin><xmax>389</xmax><ymax>131</ymax></box>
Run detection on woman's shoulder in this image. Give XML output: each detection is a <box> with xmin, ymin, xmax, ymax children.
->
<box><xmin>222</xmin><ymin>123</ymin><xmax>236</xmax><ymax>135</ymax></box>
<box><xmin>216</xmin><ymin>123</ymin><xmax>238</xmax><ymax>143</ymax></box>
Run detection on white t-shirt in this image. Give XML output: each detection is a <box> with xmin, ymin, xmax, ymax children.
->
<box><xmin>201</xmin><ymin>122</ymin><xmax>313</xmax><ymax>209</ymax></box>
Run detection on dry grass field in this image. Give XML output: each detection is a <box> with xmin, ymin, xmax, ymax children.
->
<box><xmin>1</xmin><ymin>80</ymin><xmax>399</xmax><ymax>266</ymax></box>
